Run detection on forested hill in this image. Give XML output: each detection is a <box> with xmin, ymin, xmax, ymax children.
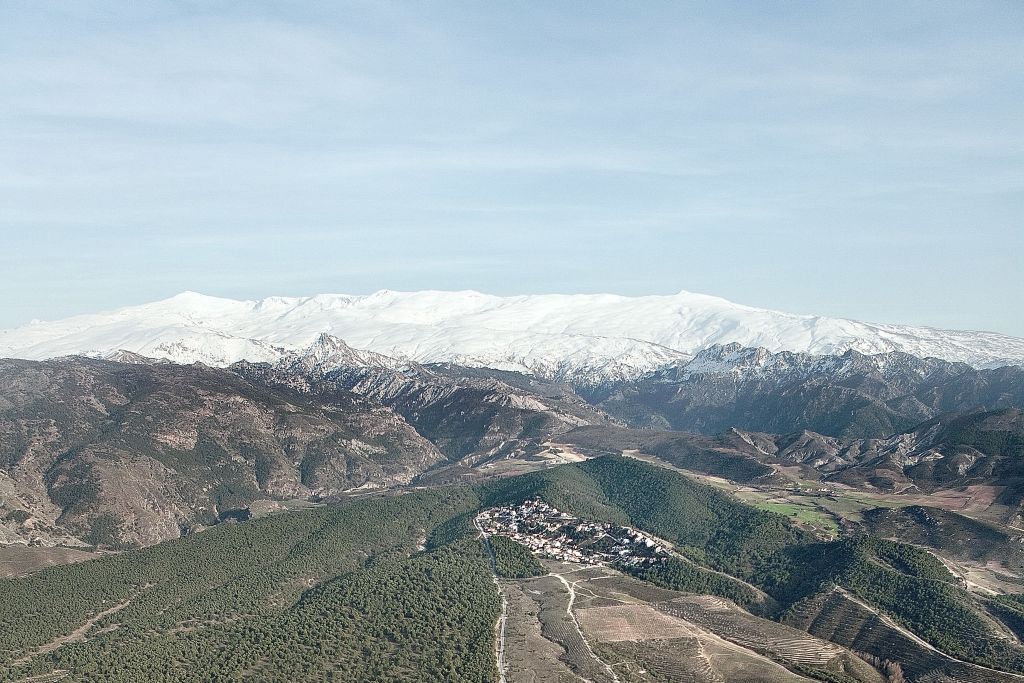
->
<box><xmin>2</xmin><ymin>455</ymin><xmax>1024</xmax><ymax>680</ymax></box>
<box><xmin>0</xmin><ymin>487</ymin><xmax>500</xmax><ymax>682</ymax></box>
<box><xmin>482</xmin><ymin>457</ymin><xmax>1024</xmax><ymax>676</ymax></box>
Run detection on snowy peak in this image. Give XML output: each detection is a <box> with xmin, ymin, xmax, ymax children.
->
<box><xmin>98</xmin><ymin>349</ymin><xmax>171</xmax><ymax>365</ymax></box>
<box><xmin>672</xmin><ymin>343</ymin><xmax>976</xmax><ymax>384</ymax></box>
<box><xmin>279</xmin><ymin>333</ymin><xmax>410</xmax><ymax>376</ymax></box>
<box><xmin>1</xmin><ymin>289</ymin><xmax>1022</xmax><ymax>384</ymax></box>
<box><xmin>679</xmin><ymin>343</ymin><xmax>777</xmax><ymax>377</ymax></box>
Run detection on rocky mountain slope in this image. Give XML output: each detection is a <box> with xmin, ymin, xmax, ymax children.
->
<box><xmin>556</xmin><ymin>408</ymin><xmax>1024</xmax><ymax>521</ymax></box>
<box><xmin>3</xmin><ymin>289</ymin><xmax>1023</xmax><ymax>385</ymax></box>
<box><xmin>751</xmin><ymin>408</ymin><xmax>1024</xmax><ymax>495</ymax></box>
<box><xmin>589</xmin><ymin>343</ymin><xmax>1024</xmax><ymax>438</ymax></box>
<box><xmin>0</xmin><ymin>350</ymin><xmax>615</xmax><ymax>548</ymax></box>
<box><xmin>236</xmin><ymin>333</ymin><xmax>614</xmax><ymax>462</ymax></box>
<box><xmin>3</xmin><ymin>326</ymin><xmax>1024</xmax><ymax>551</ymax></box>
<box><xmin>0</xmin><ymin>357</ymin><xmax>445</xmax><ymax>548</ymax></box>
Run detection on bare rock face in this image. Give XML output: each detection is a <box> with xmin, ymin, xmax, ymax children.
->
<box><xmin>586</xmin><ymin>344</ymin><xmax>1024</xmax><ymax>439</ymax></box>
<box><xmin>0</xmin><ymin>357</ymin><xmax>443</xmax><ymax>547</ymax></box>
<box><xmin>3</xmin><ymin>340</ymin><xmax>1019</xmax><ymax>549</ymax></box>
<box><xmin>0</xmin><ymin>350</ymin><xmax>614</xmax><ymax>549</ymax></box>
<box><xmin>728</xmin><ymin>407</ymin><xmax>1024</xmax><ymax>499</ymax></box>
<box><xmin>234</xmin><ymin>338</ymin><xmax>615</xmax><ymax>462</ymax></box>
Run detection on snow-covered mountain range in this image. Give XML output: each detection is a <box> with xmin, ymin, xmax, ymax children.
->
<box><xmin>1</xmin><ymin>289</ymin><xmax>1022</xmax><ymax>383</ymax></box>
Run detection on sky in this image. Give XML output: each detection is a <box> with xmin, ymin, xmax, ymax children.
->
<box><xmin>1</xmin><ymin>2</ymin><xmax>1022</xmax><ymax>335</ymax></box>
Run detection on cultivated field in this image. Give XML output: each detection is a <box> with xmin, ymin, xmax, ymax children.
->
<box><xmin>523</xmin><ymin>572</ymin><xmax>618</xmax><ymax>683</ymax></box>
<box><xmin>576</xmin><ymin>604</ymin><xmax>696</xmax><ymax>642</ymax></box>
<box><xmin>493</xmin><ymin>557</ymin><xmax>886</xmax><ymax>683</ymax></box>
<box><xmin>501</xmin><ymin>578</ymin><xmax>584</xmax><ymax>682</ymax></box>
<box><xmin>787</xmin><ymin>587</ymin><xmax>1024</xmax><ymax>683</ymax></box>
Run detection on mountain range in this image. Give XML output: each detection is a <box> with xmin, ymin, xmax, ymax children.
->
<box><xmin>3</xmin><ymin>338</ymin><xmax>1023</xmax><ymax>549</ymax></box>
<box><xmin>3</xmin><ymin>289</ymin><xmax>1023</xmax><ymax>384</ymax></box>
<box><xmin>4</xmin><ymin>290</ymin><xmax>1024</xmax><ymax>682</ymax></box>
<box><xmin>589</xmin><ymin>342</ymin><xmax>1024</xmax><ymax>438</ymax></box>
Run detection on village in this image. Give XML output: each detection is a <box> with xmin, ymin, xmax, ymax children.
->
<box><xmin>476</xmin><ymin>498</ymin><xmax>672</xmax><ymax>568</ymax></box>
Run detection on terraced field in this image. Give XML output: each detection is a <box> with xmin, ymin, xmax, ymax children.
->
<box><xmin>522</xmin><ymin>572</ymin><xmax>618</xmax><ymax>682</ymax></box>
<box><xmin>497</xmin><ymin>558</ymin><xmax>882</xmax><ymax>683</ymax></box>
<box><xmin>657</xmin><ymin>595</ymin><xmax>884</xmax><ymax>682</ymax></box>
<box><xmin>787</xmin><ymin>587</ymin><xmax>1024</xmax><ymax>683</ymax></box>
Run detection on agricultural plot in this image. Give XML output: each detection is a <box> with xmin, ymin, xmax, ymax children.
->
<box><xmin>0</xmin><ymin>546</ymin><xmax>100</xmax><ymax>578</ymax></box>
<box><xmin>752</xmin><ymin>500</ymin><xmax>841</xmax><ymax>535</ymax></box>
<box><xmin>469</xmin><ymin>444</ymin><xmax>594</xmax><ymax>480</ymax></box>
<box><xmin>591</xmin><ymin>619</ymin><xmax>813</xmax><ymax>682</ymax></box>
<box><xmin>596</xmin><ymin>637</ymin><xmax>714</xmax><ymax>682</ymax></box>
<box><xmin>561</xmin><ymin>567</ymin><xmax>684</xmax><ymax>606</ymax></box>
<box><xmin>787</xmin><ymin>587</ymin><xmax>1024</xmax><ymax>683</ymax></box>
<box><xmin>522</xmin><ymin>573</ymin><xmax>618</xmax><ymax>683</ymax></box>
<box><xmin>565</xmin><ymin>570</ymin><xmax>876</xmax><ymax>682</ymax></box>
<box><xmin>499</xmin><ymin>559</ymin><xmax>875</xmax><ymax>683</ymax></box>
<box><xmin>696</xmin><ymin>634</ymin><xmax>814</xmax><ymax>683</ymax></box>
<box><xmin>501</xmin><ymin>579</ymin><xmax>583</xmax><ymax>682</ymax></box>
<box><xmin>657</xmin><ymin>595</ymin><xmax>885</xmax><ymax>682</ymax></box>
<box><xmin>575</xmin><ymin>604</ymin><xmax>696</xmax><ymax>642</ymax></box>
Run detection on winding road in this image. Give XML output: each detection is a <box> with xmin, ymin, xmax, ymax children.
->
<box><xmin>549</xmin><ymin>569</ymin><xmax>622</xmax><ymax>683</ymax></box>
<box><xmin>475</xmin><ymin>515</ymin><xmax>509</xmax><ymax>683</ymax></box>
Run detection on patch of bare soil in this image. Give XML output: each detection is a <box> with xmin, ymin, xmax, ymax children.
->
<box><xmin>576</xmin><ymin>604</ymin><xmax>696</xmax><ymax>642</ymax></box>
<box><xmin>0</xmin><ymin>545</ymin><xmax>99</xmax><ymax>578</ymax></box>
<box><xmin>503</xmin><ymin>579</ymin><xmax>585</xmax><ymax>683</ymax></box>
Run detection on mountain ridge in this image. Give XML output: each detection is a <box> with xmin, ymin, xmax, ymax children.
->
<box><xmin>2</xmin><ymin>289</ymin><xmax>1023</xmax><ymax>385</ymax></box>
<box><xmin>590</xmin><ymin>342</ymin><xmax>1024</xmax><ymax>438</ymax></box>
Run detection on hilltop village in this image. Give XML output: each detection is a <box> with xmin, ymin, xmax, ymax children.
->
<box><xmin>476</xmin><ymin>499</ymin><xmax>671</xmax><ymax>567</ymax></box>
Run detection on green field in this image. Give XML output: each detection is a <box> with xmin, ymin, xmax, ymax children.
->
<box><xmin>751</xmin><ymin>501</ymin><xmax>841</xmax><ymax>535</ymax></box>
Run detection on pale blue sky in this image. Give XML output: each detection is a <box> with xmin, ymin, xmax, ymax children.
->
<box><xmin>2</xmin><ymin>2</ymin><xmax>1022</xmax><ymax>334</ymax></box>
